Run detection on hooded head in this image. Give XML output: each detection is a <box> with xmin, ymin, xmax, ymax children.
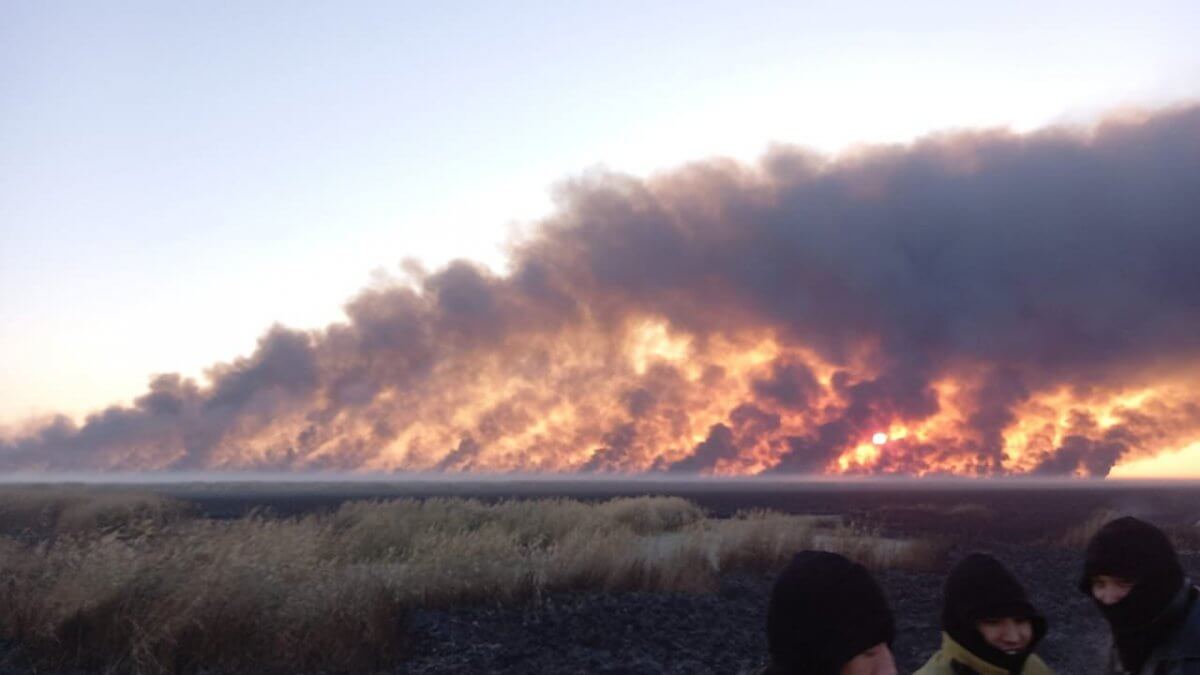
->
<box><xmin>941</xmin><ymin>553</ymin><xmax>1047</xmax><ymax>673</ymax></box>
<box><xmin>1079</xmin><ymin>516</ymin><xmax>1187</xmax><ymax>669</ymax></box>
<box><xmin>766</xmin><ymin>550</ymin><xmax>895</xmax><ymax>675</ymax></box>
<box><xmin>1079</xmin><ymin>516</ymin><xmax>1185</xmax><ymax>627</ymax></box>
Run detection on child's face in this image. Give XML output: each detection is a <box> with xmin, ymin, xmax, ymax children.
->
<box><xmin>975</xmin><ymin>617</ymin><xmax>1033</xmax><ymax>654</ymax></box>
<box><xmin>1091</xmin><ymin>575</ymin><xmax>1135</xmax><ymax>605</ymax></box>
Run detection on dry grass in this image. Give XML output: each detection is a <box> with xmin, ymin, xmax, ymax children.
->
<box><xmin>0</xmin><ymin>486</ymin><xmax>189</xmax><ymax>538</ymax></box>
<box><xmin>1055</xmin><ymin>509</ymin><xmax>1200</xmax><ymax>552</ymax></box>
<box><xmin>1170</xmin><ymin>522</ymin><xmax>1200</xmax><ymax>552</ymax></box>
<box><xmin>0</xmin><ymin>489</ymin><xmax>939</xmax><ymax>674</ymax></box>
<box><xmin>1056</xmin><ymin>508</ymin><xmax>1122</xmax><ymax>548</ymax></box>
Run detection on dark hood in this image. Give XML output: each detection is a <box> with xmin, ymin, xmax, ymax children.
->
<box><xmin>766</xmin><ymin>550</ymin><xmax>894</xmax><ymax>675</ymax></box>
<box><xmin>942</xmin><ymin>553</ymin><xmax>1047</xmax><ymax>674</ymax></box>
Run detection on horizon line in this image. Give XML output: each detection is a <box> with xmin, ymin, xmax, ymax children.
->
<box><xmin>2</xmin><ymin>471</ymin><xmax>1198</xmax><ymax>487</ymax></box>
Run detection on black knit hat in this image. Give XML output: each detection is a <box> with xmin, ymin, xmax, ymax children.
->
<box><xmin>765</xmin><ymin>551</ymin><xmax>895</xmax><ymax>675</ymax></box>
<box><xmin>942</xmin><ymin>553</ymin><xmax>1047</xmax><ymax>673</ymax></box>
<box><xmin>1079</xmin><ymin>516</ymin><xmax>1186</xmax><ymax>671</ymax></box>
<box><xmin>1079</xmin><ymin>516</ymin><xmax>1183</xmax><ymax>599</ymax></box>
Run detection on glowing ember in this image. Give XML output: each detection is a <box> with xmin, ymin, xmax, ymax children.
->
<box><xmin>872</xmin><ymin>432</ymin><xmax>889</xmax><ymax>446</ymax></box>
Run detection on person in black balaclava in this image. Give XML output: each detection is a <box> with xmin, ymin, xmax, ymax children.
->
<box><xmin>757</xmin><ymin>550</ymin><xmax>897</xmax><ymax>675</ymax></box>
<box><xmin>1081</xmin><ymin>516</ymin><xmax>1200</xmax><ymax>675</ymax></box>
<box><xmin>915</xmin><ymin>553</ymin><xmax>1053</xmax><ymax>675</ymax></box>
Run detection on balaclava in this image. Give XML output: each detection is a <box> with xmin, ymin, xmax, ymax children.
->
<box><xmin>765</xmin><ymin>550</ymin><xmax>895</xmax><ymax>675</ymax></box>
<box><xmin>1079</xmin><ymin>516</ymin><xmax>1188</xmax><ymax>673</ymax></box>
<box><xmin>941</xmin><ymin>553</ymin><xmax>1047</xmax><ymax>674</ymax></box>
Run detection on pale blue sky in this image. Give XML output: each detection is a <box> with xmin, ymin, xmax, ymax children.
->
<box><xmin>3</xmin><ymin>0</ymin><xmax>1199</xmax><ymax>425</ymax></box>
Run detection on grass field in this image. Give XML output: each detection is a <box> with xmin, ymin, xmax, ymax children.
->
<box><xmin>0</xmin><ymin>486</ymin><xmax>940</xmax><ymax>674</ymax></box>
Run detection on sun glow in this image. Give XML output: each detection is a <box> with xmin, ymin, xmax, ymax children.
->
<box><xmin>1109</xmin><ymin>442</ymin><xmax>1200</xmax><ymax>479</ymax></box>
<box><xmin>838</xmin><ymin>442</ymin><xmax>883</xmax><ymax>472</ymax></box>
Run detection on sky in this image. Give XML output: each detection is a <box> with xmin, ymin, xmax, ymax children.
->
<box><xmin>3</xmin><ymin>2</ymin><xmax>1200</xmax><ymax>476</ymax></box>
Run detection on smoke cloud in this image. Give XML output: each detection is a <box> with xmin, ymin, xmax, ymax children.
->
<box><xmin>5</xmin><ymin>104</ymin><xmax>1200</xmax><ymax>475</ymax></box>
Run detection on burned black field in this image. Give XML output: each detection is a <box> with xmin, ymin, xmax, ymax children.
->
<box><xmin>2</xmin><ymin>480</ymin><xmax>1199</xmax><ymax>674</ymax></box>
<box><xmin>386</xmin><ymin>481</ymin><xmax>1200</xmax><ymax>674</ymax></box>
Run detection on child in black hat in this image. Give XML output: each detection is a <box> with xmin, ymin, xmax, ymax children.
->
<box><xmin>1081</xmin><ymin>516</ymin><xmax>1200</xmax><ymax>675</ymax></box>
<box><xmin>757</xmin><ymin>550</ymin><xmax>897</xmax><ymax>675</ymax></box>
<box><xmin>915</xmin><ymin>553</ymin><xmax>1053</xmax><ymax>675</ymax></box>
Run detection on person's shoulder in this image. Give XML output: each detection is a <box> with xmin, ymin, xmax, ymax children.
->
<box><xmin>1022</xmin><ymin>653</ymin><xmax>1057</xmax><ymax>675</ymax></box>
<box><xmin>1163</xmin><ymin>588</ymin><xmax>1200</xmax><ymax>660</ymax></box>
<box><xmin>912</xmin><ymin>649</ymin><xmax>952</xmax><ymax>675</ymax></box>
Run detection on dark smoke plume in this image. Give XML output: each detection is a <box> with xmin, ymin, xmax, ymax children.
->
<box><xmin>4</xmin><ymin>104</ymin><xmax>1200</xmax><ymax>475</ymax></box>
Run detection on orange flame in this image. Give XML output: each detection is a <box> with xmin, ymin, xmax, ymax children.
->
<box><xmin>161</xmin><ymin>317</ymin><xmax>1199</xmax><ymax>477</ymax></box>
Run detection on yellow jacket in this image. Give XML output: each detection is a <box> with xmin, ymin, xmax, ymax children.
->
<box><xmin>914</xmin><ymin>632</ymin><xmax>1055</xmax><ymax>675</ymax></box>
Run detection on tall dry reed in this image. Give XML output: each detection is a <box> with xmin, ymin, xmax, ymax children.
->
<box><xmin>0</xmin><ymin>489</ymin><xmax>936</xmax><ymax>674</ymax></box>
